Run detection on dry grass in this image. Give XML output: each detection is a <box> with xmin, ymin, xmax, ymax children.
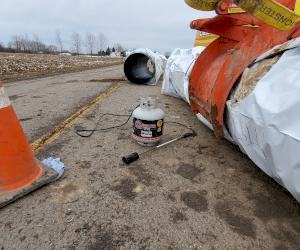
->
<box><xmin>0</xmin><ymin>53</ymin><xmax>123</xmax><ymax>81</ymax></box>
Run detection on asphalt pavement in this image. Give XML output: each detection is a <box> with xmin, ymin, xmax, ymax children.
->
<box><xmin>4</xmin><ymin>65</ymin><xmax>124</xmax><ymax>142</ymax></box>
<box><xmin>0</xmin><ymin>67</ymin><xmax>299</xmax><ymax>250</ymax></box>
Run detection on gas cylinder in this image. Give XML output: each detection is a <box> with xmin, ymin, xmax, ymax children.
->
<box><xmin>132</xmin><ymin>96</ymin><xmax>165</xmax><ymax>146</ymax></box>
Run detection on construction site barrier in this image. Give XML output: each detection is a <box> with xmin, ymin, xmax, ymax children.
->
<box><xmin>0</xmin><ymin>81</ymin><xmax>58</xmax><ymax>208</ymax></box>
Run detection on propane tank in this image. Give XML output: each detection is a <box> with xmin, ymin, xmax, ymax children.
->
<box><xmin>132</xmin><ymin>96</ymin><xmax>165</xmax><ymax>146</ymax></box>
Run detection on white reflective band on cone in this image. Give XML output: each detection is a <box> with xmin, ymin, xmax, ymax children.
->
<box><xmin>0</xmin><ymin>87</ymin><xmax>11</xmax><ymax>109</ymax></box>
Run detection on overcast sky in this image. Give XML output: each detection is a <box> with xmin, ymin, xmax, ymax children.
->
<box><xmin>0</xmin><ymin>0</ymin><xmax>213</xmax><ymax>53</ymax></box>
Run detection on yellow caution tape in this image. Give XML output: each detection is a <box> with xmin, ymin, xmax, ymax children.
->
<box><xmin>235</xmin><ymin>0</ymin><xmax>300</xmax><ymax>30</ymax></box>
<box><xmin>185</xmin><ymin>0</ymin><xmax>219</xmax><ymax>11</ymax></box>
<box><xmin>227</xmin><ymin>7</ymin><xmax>246</xmax><ymax>13</ymax></box>
<box><xmin>185</xmin><ymin>0</ymin><xmax>300</xmax><ymax>30</ymax></box>
<box><xmin>295</xmin><ymin>0</ymin><xmax>300</xmax><ymax>14</ymax></box>
<box><xmin>194</xmin><ymin>31</ymin><xmax>219</xmax><ymax>47</ymax></box>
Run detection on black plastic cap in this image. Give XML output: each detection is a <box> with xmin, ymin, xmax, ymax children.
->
<box><xmin>122</xmin><ymin>152</ymin><xmax>140</xmax><ymax>165</ymax></box>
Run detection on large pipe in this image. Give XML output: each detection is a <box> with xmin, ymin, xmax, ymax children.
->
<box><xmin>124</xmin><ymin>49</ymin><xmax>167</xmax><ymax>85</ymax></box>
<box><xmin>124</xmin><ymin>53</ymin><xmax>155</xmax><ymax>85</ymax></box>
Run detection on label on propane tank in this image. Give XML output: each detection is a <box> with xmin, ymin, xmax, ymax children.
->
<box><xmin>133</xmin><ymin>118</ymin><xmax>164</xmax><ymax>140</ymax></box>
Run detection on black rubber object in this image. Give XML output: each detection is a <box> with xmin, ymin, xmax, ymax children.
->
<box><xmin>122</xmin><ymin>152</ymin><xmax>140</xmax><ymax>165</ymax></box>
<box><xmin>124</xmin><ymin>53</ymin><xmax>155</xmax><ymax>84</ymax></box>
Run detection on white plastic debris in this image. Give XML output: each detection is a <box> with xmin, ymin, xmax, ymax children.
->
<box><xmin>124</xmin><ymin>48</ymin><xmax>167</xmax><ymax>86</ymax></box>
<box><xmin>161</xmin><ymin>47</ymin><xmax>205</xmax><ymax>103</ymax></box>
<box><xmin>42</xmin><ymin>157</ymin><xmax>65</xmax><ymax>181</ymax></box>
<box><xmin>161</xmin><ymin>39</ymin><xmax>300</xmax><ymax>202</ymax></box>
<box><xmin>226</xmin><ymin>43</ymin><xmax>300</xmax><ymax>203</ymax></box>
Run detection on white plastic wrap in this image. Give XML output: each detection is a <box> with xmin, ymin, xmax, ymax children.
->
<box><xmin>42</xmin><ymin>157</ymin><xmax>65</xmax><ymax>181</ymax></box>
<box><xmin>125</xmin><ymin>48</ymin><xmax>167</xmax><ymax>86</ymax></box>
<box><xmin>161</xmin><ymin>47</ymin><xmax>205</xmax><ymax>103</ymax></box>
<box><xmin>161</xmin><ymin>39</ymin><xmax>300</xmax><ymax>202</ymax></box>
<box><xmin>227</xmin><ymin>45</ymin><xmax>300</xmax><ymax>202</ymax></box>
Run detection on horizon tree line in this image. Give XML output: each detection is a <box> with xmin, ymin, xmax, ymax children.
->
<box><xmin>0</xmin><ymin>30</ymin><xmax>124</xmax><ymax>56</ymax></box>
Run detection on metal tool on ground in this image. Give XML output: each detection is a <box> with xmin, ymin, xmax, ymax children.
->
<box><xmin>122</xmin><ymin>131</ymin><xmax>197</xmax><ymax>165</ymax></box>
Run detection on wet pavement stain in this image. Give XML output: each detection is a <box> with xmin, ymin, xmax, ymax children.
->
<box><xmin>200</xmin><ymin>232</ymin><xmax>217</xmax><ymax>244</ymax></box>
<box><xmin>76</xmin><ymin>160</ymin><xmax>91</xmax><ymax>169</ymax></box>
<box><xmin>89</xmin><ymin>225</ymin><xmax>134</xmax><ymax>250</ymax></box>
<box><xmin>176</xmin><ymin>163</ymin><xmax>202</xmax><ymax>180</ymax></box>
<box><xmin>166</xmin><ymin>193</ymin><xmax>176</xmax><ymax>202</ymax></box>
<box><xmin>247</xmin><ymin>191</ymin><xmax>300</xmax><ymax>222</ymax></box>
<box><xmin>275</xmin><ymin>244</ymin><xmax>289</xmax><ymax>250</ymax></box>
<box><xmin>111</xmin><ymin>178</ymin><xmax>137</xmax><ymax>201</ymax></box>
<box><xmin>170</xmin><ymin>210</ymin><xmax>188</xmax><ymax>224</ymax></box>
<box><xmin>129</xmin><ymin>166</ymin><xmax>155</xmax><ymax>186</ymax></box>
<box><xmin>19</xmin><ymin>236</ymin><xmax>26</xmax><ymax>242</ymax></box>
<box><xmin>117</xmin><ymin>132</ymin><xmax>129</xmax><ymax>140</ymax></box>
<box><xmin>198</xmin><ymin>145</ymin><xmax>226</xmax><ymax>161</ymax></box>
<box><xmin>89</xmin><ymin>229</ymin><xmax>119</xmax><ymax>250</ymax></box>
<box><xmin>75</xmin><ymin>223</ymin><xmax>91</xmax><ymax>234</ymax></box>
<box><xmin>291</xmin><ymin>222</ymin><xmax>300</xmax><ymax>233</ymax></box>
<box><xmin>180</xmin><ymin>191</ymin><xmax>208</xmax><ymax>212</ymax></box>
<box><xmin>215</xmin><ymin>201</ymin><xmax>257</xmax><ymax>239</ymax></box>
<box><xmin>61</xmin><ymin>183</ymin><xmax>80</xmax><ymax>196</ymax></box>
<box><xmin>167</xmin><ymin>244</ymin><xmax>180</xmax><ymax>250</ymax></box>
<box><xmin>197</xmin><ymin>145</ymin><xmax>209</xmax><ymax>154</ymax></box>
<box><xmin>268</xmin><ymin>227</ymin><xmax>300</xmax><ymax>248</ymax></box>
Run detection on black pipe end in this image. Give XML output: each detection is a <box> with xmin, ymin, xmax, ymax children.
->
<box><xmin>124</xmin><ymin>53</ymin><xmax>155</xmax><ymax>84</ymax></box>
<box><xmin>122</xmin><ymin>152</ymin><xmax>140</xmax><ymax>165</ymax></box>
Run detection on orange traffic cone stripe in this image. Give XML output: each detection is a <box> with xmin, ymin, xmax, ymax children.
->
<box><xmin>0</xmin><ymin>81</ymin><xmax>59</xmax><ymax>208</ymax></box>
<box><xmin>0</xmin><ymin>81</ymin><xmax>42</xmax><ymax>192</ymax></box>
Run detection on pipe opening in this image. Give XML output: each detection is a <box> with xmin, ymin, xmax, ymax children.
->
<box><xmin>124</xmin><ymin>53</ymin><xmax>155</xmax><ymax>84</ymax></box>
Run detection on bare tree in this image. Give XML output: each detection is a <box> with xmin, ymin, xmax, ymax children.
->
<box><xmin>7</xmin><ymin>41</ymin><xmax>14</xmax><ymax>49</ymax></box>
<box><xmin>71</xmin><ymin>32</ymin><xmax>82</xmax><ymax>55</ymax></box>
<box><xmin>55</xmin><ymin>29</ymin><xmax>63</xmax><ymax>53</ymax></box>
<box><xmin>11</xmin><ymin>35</ymin><xmax>22</xmax><ymax>51</ymax></box>
<box><xmin>10</xmin><ymin>35</ymin><xmax>27</xmax><ymax>52</ymax></box>
<box><xmin>19</xmin><ymin>35</ymin><xmax>28</xmax><ymax>51</ymax></box>
<box><xmin>0</xmin><ymin>42</ymin><xmax>4</xmax><ymax>52</ymax></box>
<box><xmin>8</xmin><ymin>33</ymin><xmax>58</xmax><ymax>54</ymax></box>
<box><xmin>97</xmin><ymin>33</ymin><xmax>108</xmax><ymax>52</ymax></box>
<box><xmin>85</xmin><ymin>32</ymin><xmax>96</xmax><ymax>56</ymax></box>
<box><xmin>47</xmin><ymin>45</ymin><xmax>58</xmax><ymax>54</ymax></box>
<box><xmin>31</xmin><ymin>34</ymin><xmax>43</xmax><ymax>52</ymax></box>
<box><xmin>113</xmin><ymin>43</ymin><xmax>124</xmax><ymax>53</ymax></box>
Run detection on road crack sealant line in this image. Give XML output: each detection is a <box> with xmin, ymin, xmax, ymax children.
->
<box><xmin>31</xmin><ymin>81</ymin><xmax>124</xmax><ymax>154</ymax></box>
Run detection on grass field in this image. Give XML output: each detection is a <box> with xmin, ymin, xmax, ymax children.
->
<box><xmin>0</xmin><ymin>53</ymin><xmax>123</xmax><ymax>81</ymax></box>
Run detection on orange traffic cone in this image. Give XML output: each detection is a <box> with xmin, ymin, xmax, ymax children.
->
<box><xmin>0</xmin><ymin>81</ymin><xmax>58</xmax><ymax>208</ymax></box>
